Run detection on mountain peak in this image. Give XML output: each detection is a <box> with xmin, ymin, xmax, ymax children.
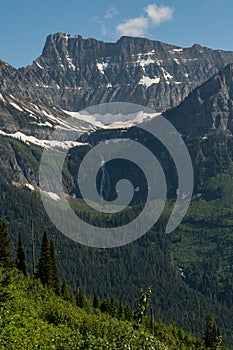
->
<box><xmin>2</xmin><ymin>33</ymin><xmax>233</xmax><ymax>115</ymax></box>
<box><xmin>165</xmin><ymin>63</ymin><xmax>233</xmax><ymax>135</ymax></box>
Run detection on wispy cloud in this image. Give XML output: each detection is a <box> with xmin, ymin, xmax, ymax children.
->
<box><xmin>104</xmin><ymin>4</ymin><xmax>118</xmax><ymax>19</ymax></box>
<box><xmin>116</xmin><ymin>17</ymin><xmax>149</xmax><ymax>37</ymax></box>
<box><xmin>116</xmin><ymin>3</ymin><xmax>173</xmax><ymax>37</ymax></box>
<box><xmin>91</xmin><ymin>4</ymin><xmax>118</xmax><ymax>37</ymax></box>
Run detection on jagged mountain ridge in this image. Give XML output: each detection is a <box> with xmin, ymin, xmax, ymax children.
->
<box><xmin>1</xmin><ymin>33</ymin><xmax>233</xmax><ymax>113</ymax></box>
<box><xmin>0</xmin><ymin>89</ymin><xmax>97</xmax><ymax>138</ymax></box>
<box><xmin>165</xmin><ymin>63</ymin><xmax>233</xmax><ymax>135</ymax></box>
<box><xmin>1</xmin><ymin>33</ymin><xmax>233</xmax><ymax>192</ymax></box>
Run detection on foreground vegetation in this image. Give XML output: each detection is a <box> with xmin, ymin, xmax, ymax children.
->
<box><xmin>0</xmin><ymin>218</ymin><xmax>224</xmax><ymax>349</ymax></box>
<box><xmin>0</xmin><ymin>268</ymin><xmax>222</xmax><ymax>350</ymax></box>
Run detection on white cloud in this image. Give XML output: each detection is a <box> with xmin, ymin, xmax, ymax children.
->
<box><xmin>116</xmin><ymin>17</ymin><xmax>149</xmax><ymax>37</ymax></box>
<box><xmin>104</xmin><ymin>4</ymin><xmax>118</xmax><ymax>19</ymax></box>
<box><xmin>145</xmin><ymin>4</ymin><xmax>173</xmax><ymax>25</ymax></box>
<box><xmin>116</xmin><ymin>3</ymin><xmax>173</xmax><ymax>37</ymax></box>
<box><xmin>91</xmin><ymin>4</ymin><xmax>118</xmax><ymax>37</ymax></box>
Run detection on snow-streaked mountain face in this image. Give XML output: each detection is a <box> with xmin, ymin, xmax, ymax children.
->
<box><xmin>64</xmin><ymin>109</ymin><xmax>161</xmax><ymax>130</ymax></box>
<box><xmin>2</xmin><ymin>33</ymin><xmax>233</xmax><ymax>114</ymax></box>
<box><xmin>1</xmin><ymin>33</ymin><xmax>233</xmax><ymax>193</ymax></box>
<box><xmin>0</xmin><ymin>90</ymin><xmax>97</xmax><ymax>143</ymax></box>
<box><xmin>0</xmin><ymin>90</ymin><xmax>161</xmax><ymax>148</ymax></box>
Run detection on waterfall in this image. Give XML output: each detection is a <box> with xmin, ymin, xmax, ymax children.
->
<box><xmin>100</xmin><ymin>154</ymin><xmax>111</xmax><ymax>204</ymax></box>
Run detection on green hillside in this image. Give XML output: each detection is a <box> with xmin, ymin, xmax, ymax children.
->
<box><xmin>0</xmin><ymin>268</ymin><xmax>214</xmax><ymax>350</ymax></box>
<box><xmin>2</xmin><ymin>135</ymin><xmax>233</xmax><ymax>347</ymax></box>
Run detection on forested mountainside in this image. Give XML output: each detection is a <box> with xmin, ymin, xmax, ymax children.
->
<box><xmin>0</xmin><ymin>219</ymin><xmax>225</xmax><ymax>349</ymax></box>
<box><xmin>0</xmin><ymin>253</ymin><xmax>222</xmax><ymax>349</ymax></box>
<box><xmin>1</xmin><ymin>33</ymin><xmax>233</xmax><ymax>348</ymax></box>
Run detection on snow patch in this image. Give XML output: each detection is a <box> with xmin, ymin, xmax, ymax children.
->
<box><xmin>0</xmin><ymin>93</ymin><xmax>5</xmax><ymax>102</ymax></box>
<box><xmin>182</xmin><ymin>58</ymin><xmax>198</xmax><ymax>63</ymax></box>
<box><xmin>177</xmin><ymin>267</ymin><xmax>185</xmax><ymax>279</ymax></box>
<box><xmin>31</xmin><ymin>121</ymin><xmax>53</xmax><ymax>128</ymax></box>
<box><xmin>47</xmin><ymin>192</ymin><xmax>60</xmax><ymax>201</ymax></box>
<box><xmin>23</xmin><ymin>106</ymin><xmax>37</xmax><ymax>115</ymax></box>
<box><xmin>0</xmin><ymin>129</ymin><xmax>88</xmax><ymax>149</ymax></box>
<box><xmin>134</xmin><ymin>51</ymin><xmax>156</xmax><ymax>67</ymax></box>
<box><xmin>173</xmin><ymin>58</ymin><xmax>180</xmax><ymax>65</ymax></box>
<box><xmin>97</xmin><ymin>62</ymin><xmax>109</xmax><ymax>74</ymax></box>
<box><xmin>65</xmin><ymin>110</ymin><xmax>161</xmax><ymax>129</ymax></box>
<box><xmin>139</xmin><ymin>76</ymin><xmax>160</xmax><ymax>87</ymax></box>
<box><xmin>35</xmin><ymin>61</ymin><xmax>44</xmax><ymax>69</ymax></box>
<box><xmin>30</xmin><ymin>103</ymin><xmax>40</xmax><ymax>110</ymax></box>
<box><xmin>155</xmin><ymin>59</ymin><xmax>163</xmax><ymax>66</ymax></box>
<box><xmin>25</xmin><ymin>184</ymin><xmax>35</xmax><ymax>191</ymax></box>
<box><xmin>66</xmin><ymin>54</ymin><xmax>76</xmax><ymax>70</ymax></box>
<box><xmin>136</xmin><ymin>57</ymin><xmax>154</xmax><ymax>67</ymax></box>
<box><xmin>161</xmin><ymin>67</ymin><xmax>173</xmax><ymax>81</ymax></box>
<box><xmin>173</xmin><ymin>48</ymin><xmax>183</xmax><ymax>52</ymax></box>
<box><xmin>39</xmin><ymin>84</ymin><xmax>51</xmax><ymax>89</ymax></box>
<box><xmin>10</xmin><ymin>102</ymin><xmax>23</xmax><ymax>112</ymax></box>
<box><xmin>40</xmin><ymin>190</ymin><xmax>61</xmax><ymax>201</ymax></box>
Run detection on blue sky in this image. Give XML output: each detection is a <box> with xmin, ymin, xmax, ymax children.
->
<box><xmin>0</xmin><ymin>0</ymin><xmax>232</xmax><ymax>68</ymax></box>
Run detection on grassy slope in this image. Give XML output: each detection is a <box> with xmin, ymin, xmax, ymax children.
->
<box><xmin>171</xmin><ymin>170</ymin><xmax>233</xmax><ymax>282</ymax></box>
<box><xmin>0</xmin><ymin>268</ymin><xmax>205</xmax><ymax>350</ymax></box>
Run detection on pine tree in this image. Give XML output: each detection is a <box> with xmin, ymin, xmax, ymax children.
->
<box><xmin>134</xmin><ymin>286</ymin><xmax>152</xmax><ymax>327</ymax></box>
<box><xmin>50</xmin><ymin>241</ymin><xmax>60</xmax><ymax>295</ymax></box>
<box><xmin>36</xmin><ymin>232</ymin><xmax>52</xmax><ymax>287</ymax></box>
<box><xmin>61</xmin><ymin>279</ymin><xmax>70</xmax><ymax>300</ymax></box>
<box><xmin>76</xmin><ymin>288</ymin><xmax>86</xmax><ymax>308</ymax></box>
<box><xmin>93</xmin><ymin>292</ymin><xmax>99</xmax><ymax>308</ymax></box>
<box><xmin>117</xmin><ymin>301</ymin><xmax>124</xmax><ymax>320</ymax></box>
<box><xmin>0</xmin><ymin>219</ymin><xmax>12</xmax><ymax>268</ymax></box>
<box><xmin>124</xmin><ymin>304</ymin><xmax>133</xmax><ymax>321</ymax></box>
<box><xmin>16</xmin><ymin>233</ymin><xmax>27</xmax><ymax>276</ymax></box>
<box><xmin>204</xmin><ymin>314</ymin><xmax>222</xmax><ymax>349</ymax></box>
<box><xmin>100</xmin><ymin>298</ymin><xmax>108</xmax><ymax>313</ymax></box>
<box><xmin>109</xmin><ymin>296</ymin><xmax>117</xmax><ymax>317</ymax></box>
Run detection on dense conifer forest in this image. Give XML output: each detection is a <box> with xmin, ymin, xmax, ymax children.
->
<box><xmin>0</xmin><ymin>218</ymin><xmax>225</xmax><ymax>349</ymax></box>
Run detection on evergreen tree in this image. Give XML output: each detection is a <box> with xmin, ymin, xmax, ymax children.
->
<box><xmin>134</xmin><ymin>286</ymin><xmax>152</xmax><ymax>327</ymax></box>
<box><xmin>61</xmin><ymin>279</ymin><xmax>70</xmax><ymax>300</ymax></box>
<box><xmin>16</xmin><ymin>232</ymin><xmax>27</xmax><ymax>276</ymax></box>
<box><xmin>117</xmin><ymin>301</ymin><xmax>124</xmax><ymax>320</ymax></box>
<box><xmin>109</xmin><ymin>296</ymin><xmax>117</xmax><ymax>317</ymax></box>
<box><xmin>0</xmin><ymin>219</ymin><xmax>12</xmax><ymax>268</ymax></box>
<box><xmin>124</xmin><ymin>304</ymin><xmax>133</xmax><ymax>321</ymax></box>
<box><xmin>50</xmin><ymin>241</ymin><xmax>60</xmax><ymax>295</ymax></box>
<box><xmin>36</xmin><ymin>232</ymin><xmax>52</xmax><ymax>287</ymax></box>
<box><xmin>204</xmin><ymin>314</ymin><xmax>222</xmax><ymax>349</ymax></box>
<box><xmin>93</xmin><ymin>292</ymin><xmax>99</xmax><ymax>308</ymax></box>
<box><xmin>76</xmin><ymin>288</ymin><xmax>86</xmax><ymax>308</ymax></box>
<box><xmin>100</xmin><ymin>296</ymin><xmax>117</xmax><ymax>316</ymax></box>
<box><xmin>100</xmin><ymin>298</ymin><xmax>108</xmax><ymax>313</ymax></box>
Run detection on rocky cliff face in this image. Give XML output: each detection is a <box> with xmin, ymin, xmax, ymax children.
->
<box><xmin>165</xmin><ymin>63</ymin><xmax>233</xmax><ymax>135</ymax></box>
<box><xmin>0</xmin><ymin>89</ymin><xmax>97</xmax><ymax>138</ymax></box>
<box><xmin>1</xmin><ymin>33</ymin><xmax>233</xmax><ymax>190</ymax></box>
<box><xmin>1</xmin><ymin>33</ymin><xmax>233</xmax><ymax>113</ymax></box>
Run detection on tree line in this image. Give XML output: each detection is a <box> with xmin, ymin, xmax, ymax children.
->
<box><xmin>0</xmin><ymin>217</ymin><xmax>226</xmax><ymax>349</ymax></box>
